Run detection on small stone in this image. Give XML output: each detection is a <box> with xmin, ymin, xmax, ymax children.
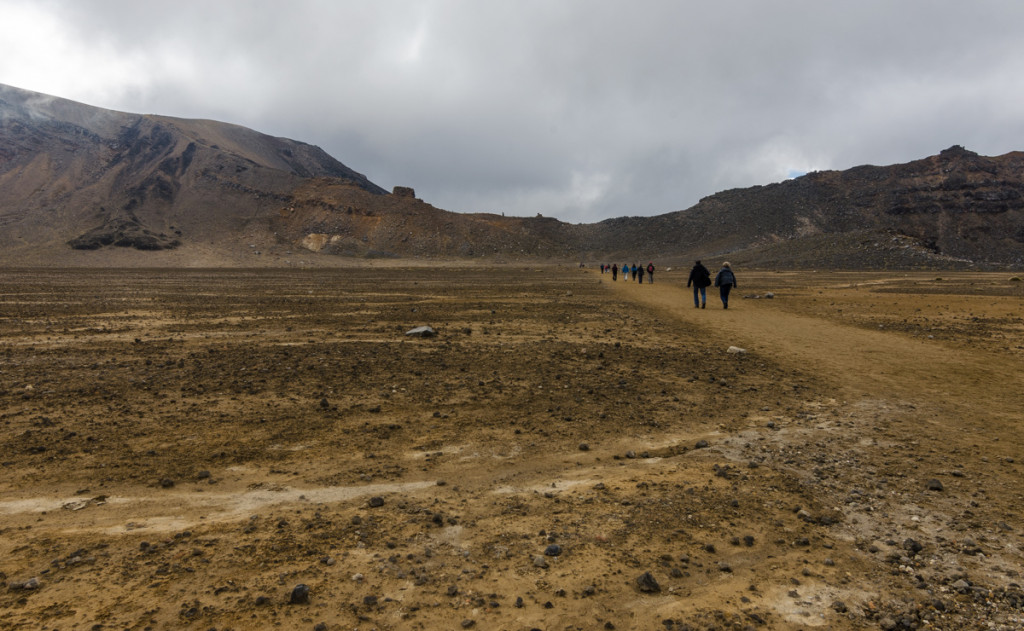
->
<box><xmin>533</xmin><ymin>555</ymin><xmax>549</xmax><ymax>568</ymax></box>
<box><xmin>314</xmin><ymin>624</ymin><xmax>328</xmax><ymax>631</ymax></box>
<box><xmin>368</xmin><ymin>496</ymin><xmax>385</xmax><ymax>508</ymax></box>
<box><xmin>544</xmin><ymin>544</ymin><xmax>562</xmax><ymax>557</ymax></box>
<box><xmin>196</xmin><ymin>470</ymin><xmax>211</xmax><ymax>480</ymax></box>
<box><xmin>879</xmin><ymin>616</ymin><xmax>897</xmax><ymax>631</ymax></box>
<box><xmin>903</xmin><ymin>538</ymin><xmax>923</xmax><ymax>555</ymax></box>
<box><xmin>289</xmin><ymin>583</ymin><xmax>310</xmax><ymax>604</ymax></box>
<box><xmin>636</xmin><ymin>571</ymin><xmax>661</xmax><ymax>593</ymax></box>
<box><xmin>159</xmin><ymin>478</ymin><xmax>175</xmax><ymax>488</ymax></box>
<box><xmin>925</xmin><ymin>479</ymin><xmax>944</xmax><ymax>491</ymax></box>
<box><xmin>694</xmin><ymin>439</ymin><xmax>710</xmax><ymax>449</ymax></box>
<box><xmin>578</xmin><ymin>443</ymin><xmax>590</xmax><ymax>451</ymax></box>
<box><xmin>726</xmin><ymin>346</ymin><xmax>747</xmax><ymax>354</ymax></box>
<box><xmin>461</xmin><ymin>620</ymin><xmax>476</xmax><ymax>628</ymax></box>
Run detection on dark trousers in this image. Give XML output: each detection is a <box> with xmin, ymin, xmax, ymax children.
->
<box><xmin>719</xmin><ymin>284</ymin><xmax>732</xmax><ymax>308</ymax></box>
<box><xmin>693</xmin><ymin>286</ymin><xmax>706</xmax><ymax>306</ymax></box>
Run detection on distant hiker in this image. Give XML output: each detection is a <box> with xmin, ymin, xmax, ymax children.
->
<box><xmin>611</xmin><ymin>263</ymin><xmax>618</xmax><ymax>280</ymax></box>
<box><xmin>646</xmin><ymin>262</ymin><xmax>655</xmax><ymax>283</ymax></box>
<box><xmin>600</xmin><ymin>263</ymin><xmax>606</xmax><ymax>274</ymax></box>
<box><xmin>713</xmin><ymin>262</ymin><xmax>737</xmax><ymax>309</ymax></box>
<box><xmin>631</xmin><ymin>264</ymin><xmax>638</xmax><ymax>282</ymax></box>
<box><xmin>623</xmin><ymin>263</ymin><xmax>630</xmax><ymax>281</ymax></box>
<box><xmin>686</xmin><ymin>260</ymin><xmax>712</xmax><ymax>308</ymax></box>
<box><xmin>636</xmin><ymin>264</ymin><xmax>644</xmax><ymax>284</ymax></box>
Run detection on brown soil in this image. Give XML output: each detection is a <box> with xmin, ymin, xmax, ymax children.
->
<box><xmin>1</xmin><ymin>267</ymin><xmax>1022</xmax><ymax>630</ymax></box>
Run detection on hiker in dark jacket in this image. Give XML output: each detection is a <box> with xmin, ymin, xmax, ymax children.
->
<box><xmin>611</xmin><ymin>263</ymin><xmax>618</xmax><ymax>280</ymax></box>
<box><xmin>713</xmin><ymin>262</ymin><xmax>737</xmax><ymax>309</ymax></box>
<box><xmin>686</xmin><ymin>260</ymin><xmax>712</xmax><ymax>308</ymax></box>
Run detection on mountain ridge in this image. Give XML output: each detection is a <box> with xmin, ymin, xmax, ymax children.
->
<box><xmin>1</xmin><ymin>83</ymin><xmax>1022</xmax><ymax>268</ymax></box>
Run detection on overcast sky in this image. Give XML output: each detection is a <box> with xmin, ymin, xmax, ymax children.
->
<box><xmin>2</xmin><ymin>1</ymin><xmax>1023</xmax><ymax>223</ymax></box>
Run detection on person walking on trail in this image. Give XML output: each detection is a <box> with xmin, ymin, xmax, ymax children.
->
<box><xmin>637</xmin><ymin>263</ymin><xmax>644</xmax><ymax>284</ymax></box>
<box><xmin>622</xmin><ymin>263</ymin><xmax>630</xmax><ymax>281</ymax></box>
<box><xmin>646</xmin><ymin>262</ymin><xmax>655</xmax><ymax>283</ymax></box>
<box><xmin>713</xmin><ymin>262</ymin><xmax>737</xmax><ymax>309</ymax></box>
<box><xmin>631</xmin><ymin>264</ymin><xmax>638</xmax><ymax>281</ymax></box>
<box><xmin>611</xmin><ymin>263</ymin><xmax>618</xmax><ymax>281</ymax></box>
<box><xmin>687</xmin><ymin>260</ymin><xmax>711</xmax><ymax>308</ymax></box>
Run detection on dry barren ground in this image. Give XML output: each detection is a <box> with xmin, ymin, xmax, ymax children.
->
<box><xmin>0</xmin><ymin>266</ymin><xmax>1021</xmax><ymax>631</ymax></box>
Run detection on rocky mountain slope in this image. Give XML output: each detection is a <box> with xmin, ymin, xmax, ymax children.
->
<box><xmin>1</xmin><ymin>83</ymin><xmax>1022</xmax><ymax>268</ymax></box>
<box><xmin>0</xmin><ymin>83</ymin><xmax>384</xmax><ymax>260</ymax></box>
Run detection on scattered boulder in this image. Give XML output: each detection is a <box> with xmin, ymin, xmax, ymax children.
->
<box><xmin>405</xmin><ymin>326</ymin><xmax>436</xmax><ymax>338</ymax></box>
<box><xmin>925</xmin><ymin>479</ymin><xmax>944</xmax><ymax>491</ymax></box>
<box><xmin>289</xmin><ymin>583</ymin><xmax>310</xmax><ymax>604</ymax></box>
<box><xmin>727</xmin><ymin>346</ymin><xmax>747</xmax><ymax>354</ymax></box>
<box><xmin>636</xmin><ymin>571</ymin><xmax>661</xmax><ymax>593</ymax></box>
<box><xmin>10</xmin><ymin>577</ymin><xmax>40</xmax><ymax>590</ymax></box>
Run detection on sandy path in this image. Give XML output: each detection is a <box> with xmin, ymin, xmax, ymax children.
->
<box><xmin>602</xmin><ymin>275</ymin><xmax>1024</xmax><ymax>441</ymax></box>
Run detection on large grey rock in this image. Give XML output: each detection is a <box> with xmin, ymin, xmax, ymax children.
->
<box><xmin>405</xmin><ymin>326</ymin><xmax>436</xmax><ymax>338</ymax></box>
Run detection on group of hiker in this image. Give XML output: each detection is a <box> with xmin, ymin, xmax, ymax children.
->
<box><xmin>597</xmin><ymin>259</ymin><xmax>738</xmax><ymax>309</ymax></box>
<box><xmin>599</xmin><ymin>262</ymin><xmax>657</xmax><ymax>284</ymax></box>
<box><xmin>686</xmin><ymin>260</ymin><xmax>737</xmax><ymax>309</ymax></box>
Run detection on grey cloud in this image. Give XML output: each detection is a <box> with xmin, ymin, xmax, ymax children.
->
<box><xmin>3</xmin><ymin>0</ymin><xmax>1023</xmax><ymax>221</ymax></box>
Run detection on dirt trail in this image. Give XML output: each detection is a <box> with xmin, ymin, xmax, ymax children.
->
<box><xmin>603</xmin><ymin>274</ymin><xmax>1024</xmax><ymax>442</ymax></box>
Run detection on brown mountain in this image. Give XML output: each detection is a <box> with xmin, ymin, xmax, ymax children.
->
<box><xmin>1</xmin><ymin>83</ymin><xmax>1022</xmax><ymax>268</ymax></box>
<box><xmin>0</xmin><ymin>83</ymin><xmax>386</xmax><ymax>264</ymax></box>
